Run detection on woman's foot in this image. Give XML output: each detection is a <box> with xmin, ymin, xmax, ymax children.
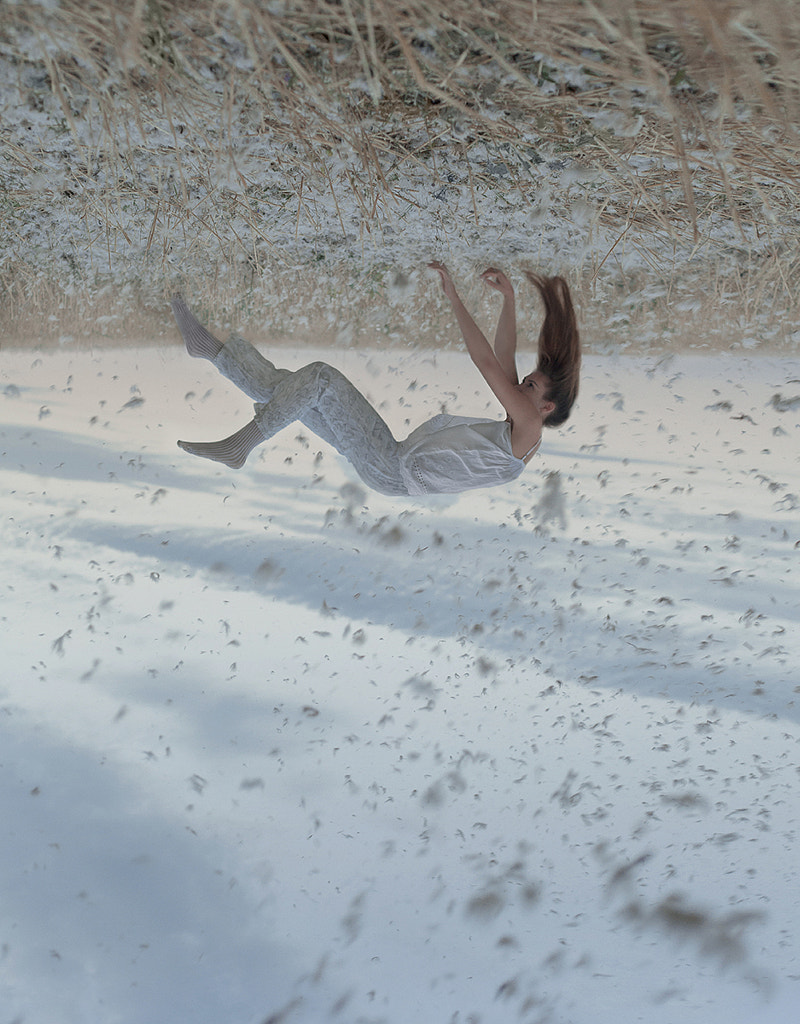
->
<box><xmin>177</xmin><ymin>420</ymin><xmax>264</xmax><ymax>469</ymax></box>
<box><xmin>171</xmin><ymin>294</ymin><xmax>223</xmax><ymax>360</ymax></box>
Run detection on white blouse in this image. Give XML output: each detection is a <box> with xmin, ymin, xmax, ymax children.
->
<box><xmin>398</xmin><ymin>414</ymin><xmax>540</xmax><ymax>496</ymax></box>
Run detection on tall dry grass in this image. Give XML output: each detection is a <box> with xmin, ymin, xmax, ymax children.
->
<box><xmin>2</xmin><ymin>0</ymin><xmax>800</xmax><ymax>349</ymax></box>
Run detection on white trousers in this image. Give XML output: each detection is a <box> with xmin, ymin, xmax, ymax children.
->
<box><xmin>215</xmin><ymin>335</ymin><xmax>410</xmax><ymax>495</ymax></box>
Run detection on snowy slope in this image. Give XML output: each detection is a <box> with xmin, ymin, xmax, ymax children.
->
<box><xmin>2</xmin><ymin>340</ymin><xmax>799</xmax><ymax>1023</ymax></box>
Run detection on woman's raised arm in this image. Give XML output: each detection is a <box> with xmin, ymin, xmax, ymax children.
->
<box><xmin>481</xmin><ymin>267</ymin><xmax>518</xmax><ymax>384</ymax></box>
<box><xmin>428</xmin><ymin>262</ymin><xmax>546</xmax><ymax>450</ymax></box>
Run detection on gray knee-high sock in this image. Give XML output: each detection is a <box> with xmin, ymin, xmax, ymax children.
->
<box><xmin>177</xmin><ymin>419</ymin><xmax>264</xmax><ymax>469</ymax></box>
<box><xmin>172</xmin><ymin>295</ymin><xmax>223</xmax><ymax>360</ymax></box>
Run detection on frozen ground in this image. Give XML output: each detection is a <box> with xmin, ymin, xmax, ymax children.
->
<box><xmin>2</xmin><ymin>337</ymin><xmax>799</xmax><ymax>1024</ymax></box>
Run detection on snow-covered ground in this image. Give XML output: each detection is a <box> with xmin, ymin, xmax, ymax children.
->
<box><xmin>2</xmin><ymin>335</ymin><xmax>799</xmax><ymax>1023</ymax></box>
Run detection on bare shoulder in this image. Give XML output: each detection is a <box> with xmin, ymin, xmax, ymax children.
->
<box><xmin>507</xmin><ymin>409</ymin><xmax>543</xmax><ymax>460</ymax></box>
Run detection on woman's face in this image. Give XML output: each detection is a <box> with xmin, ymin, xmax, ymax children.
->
<box><xmin>517</xmin><ymin>371</ymin><xmax>555</xmax><ymax>418</ymax></box>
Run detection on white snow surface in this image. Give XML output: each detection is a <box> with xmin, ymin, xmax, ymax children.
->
<box><xmin>2</xmin><ymin>339</ymin><xmax>800</xmax><ymax>1023</ymax></box>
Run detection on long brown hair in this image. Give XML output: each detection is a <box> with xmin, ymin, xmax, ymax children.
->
<box><xmin>524</xmin><ymin>272</ymin><xmax>581</xmax><ymax>427</ymax></box>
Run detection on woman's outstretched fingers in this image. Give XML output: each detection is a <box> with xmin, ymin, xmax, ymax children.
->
<box><xmin>428</xmin><ymin>261</ymin><xmax>457</xmax><ymax>299</ymax></box>
<box><xmin>481</xmin><ymin>268</ymin><xmax>514</xmax><ymax>297</ymax></box>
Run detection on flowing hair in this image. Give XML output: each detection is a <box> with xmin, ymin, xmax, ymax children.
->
<box><xmin>524</xmin><ymin>271</ymin><xmax>581</xmax><ymax>427</ymax></box>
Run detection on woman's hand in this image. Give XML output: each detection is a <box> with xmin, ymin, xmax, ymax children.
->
<box><xmin>428</xmin><ymin>261</ymin><xmax>459</xmax><ymax>302</ymax></box>
<box><xmin>481</xmin><ymin>267</ymin><xmax>515</xmax><ymax>299</ymax></box>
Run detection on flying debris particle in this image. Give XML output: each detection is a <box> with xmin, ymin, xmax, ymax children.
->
<box><xmin>188</xmin><ymin>774</ymin><xmax>207</xmax><ymax>794</ymax></box>
<box><xmin>259</xmin><ymin>996</ymin><xmax>303</xmax><ymax>1023</ymax></box>
<box><xmin>403</xmin><ymin>675</ymin><xmax>438</xmax><ymax>698</ymax></box>
<box><xmin>330</xmin><ymin>991</ymin><xmax>354</xmax><ymax>1016</ymax></box>
<box><xmin>552</xmin><ymin>769</ymin><xmax>584</xmax><ymax>808</ymax></box>
<box><xmin>80</xmin><ymin>658</ymin><xmax>101</xmax><ymax>681</ymax></box>
<box><xmin>240</xmin><ymin>778</ymin><xmax>265</xmax><ymax>790</ymax></box>
<box><xmin>769</xmin><ymin>393</ymin><xmax>800</xmax><ymax>412</ymax></box>
<box><xmin>466</xmin><ymin>889</ymin><xmax>505</xmax><ymax>920</ymax></box>
<box><xmin>607</xmin><ymin>852</ymin><xmax>653</xmax><ymax>891</ymax></box>
<box><xmin>368</xmin><ymin>516</ymin><xmax>405</xmax><ymax>545</ymax></box>
<box><xmin>341</xmin><ymin>892</ymin><xmax>367</xmax><ymax>944</ymax></box>
<box><xmin>661</xmin><ymin>791</ymin><xmax>709</xmax><ymax>810</ymax></box>
<box><xmin>644</xmin><ymin>894</ymin><xmax>764</xmax><ymax>967</ymax></box>
<box><xmin>119</xmin><ymin>396</ymin><xmax>145</xmax><ymax>411</ymax></box>
<box><xmin>535</xmin><ymin>471</ymin><xmax>567</xmax><ymax>529</ymax></box>
<box><xmin>520</xmin><ymin>882</ymin><xmax>541</xmax><ymax>907</ymax></box>
<box><xmin>710</xmin><ymin>569</ymin><xmax>740</xmax><ymax>585</ymax></box>
<box><xmin>339</xmin><ymin>482</ymin><xmax>366</xmax><ymax>508</ymax></box>
<box><xmin>423</xmin><ymin>769</ymin><xmax>467</xmax><ymax>806</ymax></box>
<box><xmin>379</xmin><ymin>525</ymin><xmax>405</xmax><ymax>545</ymax></box>
<box><xmin>51</xmin><ymin>630</ymin><xmax>72</xmax><ymax>655</ymax></box>
<box><xmin>255</xmin><ymin>559</ymin><xmax>284</xmax><ymax>583</ymax></box>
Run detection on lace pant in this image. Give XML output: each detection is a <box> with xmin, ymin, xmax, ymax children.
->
<box><xmin>215</xmin><ymin>335</ymin><xmax>410</xmax><ymax>495</ymax></box>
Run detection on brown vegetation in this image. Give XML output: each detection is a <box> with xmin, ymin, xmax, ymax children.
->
<box><xmin>2</xmin><ymin>1</ymin><xmax>800</xmax><ymax>349</ymax></box>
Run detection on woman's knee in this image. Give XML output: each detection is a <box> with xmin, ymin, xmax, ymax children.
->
<box><xmin>293</xmin><ymin>360</ymin><xmax>326</xmax><ymax>384</ymax></box>
<box><xmin>302</xmin><ymin>361</ymin><xmax>348</xmax><ymax>391</ymax></box>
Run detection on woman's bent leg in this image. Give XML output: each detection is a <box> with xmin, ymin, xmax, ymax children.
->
<box><xmin>254</xmin><ymin>362</ymin><xmax>408</xmax><ymax>495</ymax></box>
<box><xmin>177</xmin><ymin>357</ymin><xmax>409</xmax><ymax>495</ymax></box>
<box><xmin>214</xmin><ymin>334</ymin><xmax>292</xmax><ymax>403</ymax></box>
<box><xmin>172</xmin><ymin>297</ymin><xmax>291</xmax><ymax>402</ymax></box>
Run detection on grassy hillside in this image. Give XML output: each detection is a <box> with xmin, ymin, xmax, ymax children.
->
<box><xmin>2</xmin><ymin>0</ymin><xmax>800</xmax><ymax>349</ymax></box>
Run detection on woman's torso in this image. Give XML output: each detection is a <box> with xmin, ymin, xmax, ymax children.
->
<box><xmin>398</xmin><ymin>415</ymin><xmax>539</xmax><ymax>495</ymax></box>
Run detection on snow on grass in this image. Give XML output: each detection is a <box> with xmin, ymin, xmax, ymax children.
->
<box><xmin>5</xmin><ymin>7</ymin><xmax>800</xmax><ymax>351</ymax></box>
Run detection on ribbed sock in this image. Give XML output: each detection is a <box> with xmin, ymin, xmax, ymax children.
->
<box><xmin>171</xmin><ymin>294</ymin><xmax>223</xmax><ymax>360</ymax></box>
<box><xmin>177</xmin><ymin>419</ymin><xmax>264</xmax><ymax>469</ymax></box>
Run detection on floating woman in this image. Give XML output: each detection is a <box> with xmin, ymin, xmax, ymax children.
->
<box><xmin>173</xmin><ymin>263</ymin><xmax>580</xmax><ymax>496</ymax></box>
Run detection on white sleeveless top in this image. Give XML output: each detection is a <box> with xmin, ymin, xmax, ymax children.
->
<box><xmin>398</xmin><ymin>414</ymin><xmax>540</xmax><ymax>496</ymax></box>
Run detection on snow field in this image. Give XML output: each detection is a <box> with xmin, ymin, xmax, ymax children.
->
<box><xmin>1</xmin><ymin>342</ymin><xmax>799</xmax><ymax>1023</ymax></box>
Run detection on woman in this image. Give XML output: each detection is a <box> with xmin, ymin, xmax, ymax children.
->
<box><xmin>173</xmin><ymin>263</ymin><xmax>580</xmax><ymax>496</ymax></box>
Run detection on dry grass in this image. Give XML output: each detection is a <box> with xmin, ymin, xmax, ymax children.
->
<box><xmin>2</xmin><ymin>0</ymin><xmax>800</xmax><ymax>349</ymax></box>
